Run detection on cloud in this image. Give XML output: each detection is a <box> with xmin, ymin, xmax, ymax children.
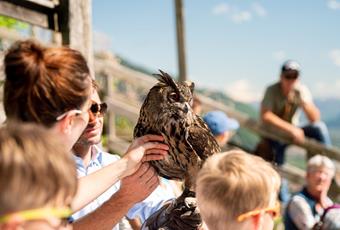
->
<box><xmin>252</xmin><ymin>3</ymin><xmax>267</xmax><ymax>17</ymax></box>
<box><xmin>312</xmin><ymin>79</ymin><xmax>340</xmax><ymax>98</ymax></box>
<box><xmin>231</xmin><ymin>11</ymin><xmax>252</xmax><ymax>23</ymax></box>
<box><xmin>212</xmin><ymin>3</ymin><xmax>230</xmax><ymax>15</ymax></box>
<box><xmin>327</xmin><ymin>0</ymin><xmax>340</xmax><ymax>10</ymax></box>
<box><xmin>212</xmin><ymin>2</ymin><xmax>266</xmax><ymax>24</ymax></box>
<box><xmin>273</xmin><ymin>50</ymin><xmax>286</xmax><ymax>61</ymax></box>
<box><xmin>224</xmin><ymin>79</ymin><xmax>262</xmax><ymax>102</ymax></box>
<box><xmin>329</xmin><ymin>49</ymin><xmax>340</xmax><ymax>66</ymax></box>
<box><xmin>93</xmin><ymin>31</ymin><xmax>112</xmax><ymax>52</ymax></box>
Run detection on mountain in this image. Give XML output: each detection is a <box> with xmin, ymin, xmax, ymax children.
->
<box><xmin>314</xmin><ymin>98</ymin><xmax>340</xmax><ymax>122</ymax></box>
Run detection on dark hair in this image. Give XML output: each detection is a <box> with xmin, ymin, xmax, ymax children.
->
<box><xmin>3</xmin><ymin>40</ymin><xmax>92</xmax><ymax>127</ymax></box>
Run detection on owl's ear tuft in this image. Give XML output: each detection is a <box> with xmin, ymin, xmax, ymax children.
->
<box><xmin>184</xmin><ymin>81</ymin><xmax>195</xmax><ymax>93</ymax></box>
<box><xmin>154</xmin><ymin>70</ymin><xmax>180</xmax><ymax>94</ymax></box>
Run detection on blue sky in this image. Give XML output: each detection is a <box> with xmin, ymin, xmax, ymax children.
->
<box><xmin>92</xmin><ymin>0</ymin><xmax>340</xmax><ymax>102</ymax></box>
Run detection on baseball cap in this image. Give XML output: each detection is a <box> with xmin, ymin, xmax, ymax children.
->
<box><xmin>281</xmin><ymin>60</ymin><xmax>301</xmax><ymax>73</ymax></box>
<box><xmin>203</xmin><ymin>111</ymin><xmax>239</xmax><ymax>136</ymax></box>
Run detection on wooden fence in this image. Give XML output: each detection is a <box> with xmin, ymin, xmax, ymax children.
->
<box><xmin>94</xmin><ymin>55</ymin><xmax>340</xmax><ymax>201</ymax></box>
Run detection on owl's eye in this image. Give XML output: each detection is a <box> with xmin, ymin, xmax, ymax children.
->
<box><xmin>168</xmin><ymin>92</ymin><xmax>179</xmax><ymax>101</ymax></box>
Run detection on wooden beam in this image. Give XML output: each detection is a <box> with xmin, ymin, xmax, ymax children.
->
<box><xmin>198</xmin><ymin>94</ymin><xmax>340</xmax><ymax>162</ymax></box>
<box><xmin>25</xmin><ymin>0</ymin><xmax>57</xmax><ymax>9</ymax></box>
<box><xmin>67</xmin><ymin>0</ymin><xmax>93</xmax><ymax>73</ymax></box>
<box><xmin>0</xmin><ymin>1</ymin><xmax>49</xmax><ymax>28</ymax></box>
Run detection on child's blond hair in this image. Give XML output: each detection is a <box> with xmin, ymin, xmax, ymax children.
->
<box><xmin>0</xmin><ymin>122</ymin><xmax>77</xmax><ymax>215</ymax></box>
<box><xmin>196</xmin><ymin>150</ymin><xmax>280</xmax><ymax>230</ymax></box>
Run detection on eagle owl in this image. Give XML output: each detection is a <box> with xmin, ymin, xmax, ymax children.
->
<box><xmin>134</xmin><ymin>70</ymin><xmax>220</xmax><ymax>190</ymax></box>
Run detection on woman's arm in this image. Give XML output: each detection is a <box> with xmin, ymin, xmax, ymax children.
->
<box><xmin>71</xmin><ymin>134</ymin><xmax>168</xmax><ymax>211</ymax></box>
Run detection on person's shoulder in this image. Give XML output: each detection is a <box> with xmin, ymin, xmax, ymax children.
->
<box><xmin>290</xmin><ymin>192</ymin><xmax>310</xmax><ymax>208</ymax></box>
<box><xmin>265</xmin><ymin>82</ymin><xmax>280</xmax><ymax>93</ymax></box>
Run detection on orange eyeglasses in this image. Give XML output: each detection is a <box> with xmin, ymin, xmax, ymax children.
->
<box><xmin>0</xmin><ymin>207</ymin><xmax>72</xmax><ymax>226</ymax></box>
<box><xmin>237</xmin><ymin>201</ymin><xmax>280</xmax><ymax>222</ymax></box>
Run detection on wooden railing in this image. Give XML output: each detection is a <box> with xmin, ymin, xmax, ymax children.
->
<box><xmin>94</xmin><ymin>55</ymin><xmax>340</xmax><ymax>201</ymax></box>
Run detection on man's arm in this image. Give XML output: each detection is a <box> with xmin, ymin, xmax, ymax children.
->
<box><xmin>73</xmin><ymin>163</ymin><xmax>159</xmax><ymax>230</ymax></box>
<box><xmin>301</xmin><ymin>102</ymin><xmax>320</xmax><ymax>123</ymax></box>
<box><xmin>72</xmin><ymin>135</ymin><xmax>167</xmax><ymax>212</ymax></box>
<box><xmin>73</xmin><ymin>189</ymin><xmax>136</xmax><ymax>230</ymax></box>
<box><xmin>297</xmin><ymin>84</ymin><xmax>320</xmax><ymax>123</ymax></box>
<box><xmin>261</xmin><ymin>107</ymin><xmax>305</xmax><ymax>144</ymax></box>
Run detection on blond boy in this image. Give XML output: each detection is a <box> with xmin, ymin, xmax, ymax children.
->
<box><xmin>196</xmin><ymin>150</ymin><xmax>281</xmax><ymax>230</ymax></box>
<box><xmin>0</xmin><ymin>123</ymin><xmax>77</xmax><ymax>230</ymax></box>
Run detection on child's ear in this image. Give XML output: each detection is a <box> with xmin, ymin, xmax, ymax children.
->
<box><xmin>250</xmin><ymin>213</ymin><xmax>264</xmax><ymax>230</ymax></box>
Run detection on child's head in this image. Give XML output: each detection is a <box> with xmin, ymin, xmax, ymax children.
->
<box><xmin>196</xmin><ymin>150</ymin><xmax>281</xmax><ymax>230</ymax></box>
<box><xmin>0</xmin><ymin>123</ymin><xmax>77</xmax><ymax>229</ymax></box>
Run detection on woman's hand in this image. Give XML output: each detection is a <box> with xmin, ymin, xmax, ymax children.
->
<box><xmin>122</xmin><ymin>134</ymin><xmax>168</xmax><ymax>177</ymax></box>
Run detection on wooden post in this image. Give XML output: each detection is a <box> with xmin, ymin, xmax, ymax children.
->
<box><xmin>174</xmin><ymin>0</ymin><xmax>187</xmax><ymax>82</ymax></box>
<box><xmin>104</xmin><ymin>73</ymin><xmax>117</xmax><ymax>144</ymax></box>
<box><xmin>59</xmin><ymin>0</ymin><xmax>94</xmax><ymax>77</ymax></box>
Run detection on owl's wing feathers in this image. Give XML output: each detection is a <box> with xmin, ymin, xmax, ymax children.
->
<box><xmin>187</xmin><ymin>116</ymin><xmax>221</xmax><ymax>161</ymax></box>
<box><xmin>133</xmin><ymin>121</ymin><xmax>157</xmax><ymax>138</ymax></box>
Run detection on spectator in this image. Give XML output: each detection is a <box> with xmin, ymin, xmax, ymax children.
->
<box><xmin>196</xmin><ymin>150</ymin><xmax>281</xmax><ymax>230</ymax></box>
<box><xmin>284</xmin><ymin>155</ymin><xmax>335</xmax><ymax>230</ymax></box>
<box><xmin>0</xmin><ymin>123</ymin><xmax>77</xmax><ymax>230</ymax></box>
<box><xmin>71</xmin><ymin>89</ymin><xmax>174</xmax><ymax>229</ymax></box>
<box><xmin>260</xmin><ymin>60</ymin><xmax>331</xmax><ymax>165</ymax></box>
<box><xmin>2</xmin><ymin>40</ymin><xmax>168</xmax><ymax>217</ymax></box>
<box><xmin>203</xmin><ymin>110</ymin><xmax>239</xmax><ymax>150</ymax></box>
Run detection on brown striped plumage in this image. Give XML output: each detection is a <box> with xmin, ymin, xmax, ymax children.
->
<box><xmin>134</xmin><ymin>70</ymin><xmax>220</xmax><ymax>190</ymax></box>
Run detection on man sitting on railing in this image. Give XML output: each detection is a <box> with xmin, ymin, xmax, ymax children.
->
<box><xmin>260</xmin><ymin>60</ymin><xmax>332</xmax><ymax>166</ymax></box>
<box><xmin>284</xmin><ymin>155</ymin><xmax>335</xmax><ymax>230</ymax></box>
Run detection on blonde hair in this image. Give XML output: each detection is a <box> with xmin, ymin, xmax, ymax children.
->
<box><xmin>307</xmin><ymin>154</ymin><xmax>335</xmax><ymax>178</ymax></box>
<box><xmin>196</xmin><ymin>150</ymin><xmax>280</xmax><ymax>230</ymax></box>
<box><xmin>0</xmin><ymin>122</ymin><xmax>77</xmax><ymax>215</ymax></box>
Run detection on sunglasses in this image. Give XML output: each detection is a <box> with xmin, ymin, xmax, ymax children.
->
<box><xmin>237</xmin><ymin>201</ymin><xmax>280</xmax><ymax>222</ymax></box>
<box><xmin>283</xmin><ymin>71</ymin><xmax>299</xmax><ymax>80</ymax></box>
<box><xmin>56</xmin><ymin>109</ymin><xmax>85</xmax><ymax>121</ymax></box>
<box><xmin>0</xmin><ymin>207</ymin><xmax>72</xmax><ymax>226</ymax></box>
<box><xmin>90</xmin><ymin>102</ymin><xmax>107</xmax><ymax>117</ymax></box>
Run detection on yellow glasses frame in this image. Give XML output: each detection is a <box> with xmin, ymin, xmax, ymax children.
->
<box><xmin>237</xmin><ymin>201</ymin><xmax>280</xmax><ymax>222</ymax></box>
<box><xmin>0</xmin><ymin>207</ymin><xmax>72</xmax><ymax>223</ymax></box>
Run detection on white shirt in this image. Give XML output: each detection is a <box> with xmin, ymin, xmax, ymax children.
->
<box><xmin>71</xmin><ymin>145</ymin><xmax>175</xmax><ymax>229</ymax></box>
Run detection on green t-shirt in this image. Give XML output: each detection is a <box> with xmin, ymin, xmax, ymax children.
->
<box><xmin>261</xmin><ymin>82</ymin><xmax>313</xmax><ymax>125</ymax></box>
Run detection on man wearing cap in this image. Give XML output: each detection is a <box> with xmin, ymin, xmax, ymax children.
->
<box><xmin>203</xmin><ymin>110</ymin><xmax>240</xmax><ymax>150</ymax></box>
<box><xmin>260</xmin><ymin>60</ymin><xmax>331</xmax><ymax>166</ymax></box>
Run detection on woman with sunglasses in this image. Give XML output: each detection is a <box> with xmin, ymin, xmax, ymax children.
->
<box><xmin>2</xmin><ymin>40</ymin><xmax>168</xmax><ymax>218</ymax></box>
<box><xmin>196</xmin><ymin>150</ymin><xmax>281</xmax><ymax>230</ymax></box>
